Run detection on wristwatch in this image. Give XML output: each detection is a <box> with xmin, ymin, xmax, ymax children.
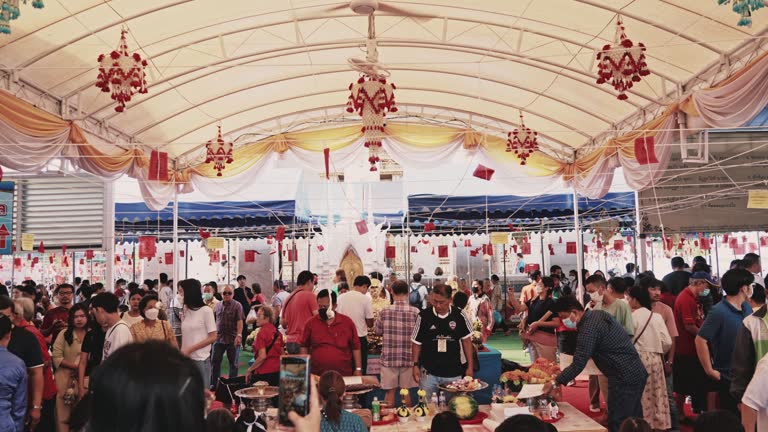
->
<box><xmin>31</xmin><ymin>405</ymin><xmax>43</xmax><ymax>410</ymax></box>
<box><xmin>355</xmin><ymin>367</ymin><xmax>362</xmax><ymax>371</ymax></box>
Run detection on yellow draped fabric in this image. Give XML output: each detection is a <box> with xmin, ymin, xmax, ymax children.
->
<box><xmin>0</xmin><ymin>90</ymin><xmax>86</xmax><ymax>143</ymax></box>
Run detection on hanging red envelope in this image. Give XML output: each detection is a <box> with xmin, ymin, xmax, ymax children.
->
<box><xmin>729</xmin><ymin>237</ymin><xmax>739</xmax><ymax>249</ymax></box>
<box><xmin>165</xmin><ymin>252</ymin><xmax>174</xmax><ymax>265</ymax></box>
<box><xmin>438</xmin><ymin>245</ymin><xmax>449</xmax><ymax>258</ymax></box>
<box><xmin>32</xmin><ymin>257</ymin><xmax>38</xmax><ymax>265</ymax></box>
<box><xmin>244</xmin><ymin>250</ymin><xmax>256</xmax><ymax>262</ymax></box>
<box><xmin>62</xmin><ymin>244</ymin><xmax>67</xmax><ymax>254</ymax></box>
<box><xmin>566</xmin><ymin>242</ymin><xmax>577</xmax><ymax>254</ymax></box>
<box><xmin>138</xmin><ymin>236</ymin><xmax>156</xmax><ymax>259</ymax></box>
<box><xmin>38</xmin><ymin>242</ymin><xmax>44</xmax><ymax>253</ymax></box>
<box><xmin>722</xmin><ymin>234</ymin><xmax>730</xmax><ymax>243</ymax></box>
<box><xmin>549</xmin><ymin>245</ymin><xmax>555</xmax><ymax>255</ymax></box>
<box><xmin>614</xmin><ymin>240</ymin><xmax>624</xmax><ymax>251</ymax></box>
<box><xmin>521</xmin><ymin>243</ymin><xmax>531</xmax><ymax>255</ymax></box>
<box><xmin>700</xmin><ymin>238</ymin><xmax>711</xmax><ymax>250</ymax></box>
<box><xmin>276</xmin><ymin>226</ymin><xmax>286</xmax><ymax>242</ymax></box>
<box><xmin>469</xmin><ymin>250</ymin><xmax>478</xmax><ymax>257</ymax></box>
<box><xmin>524</xmin><ymin>264</ymin><xmax>540</xmax><ymax>273</ymax></box>
<box><xmin>386</xmin><ymin>246</ymin><xmax>396</xmax><ymax>258</ymax></box>
<box><xmin>148</xmin><ymin>150</ymin><xmax>169</xmax><ymax>181</ymax></box>
<box><xmin>452</xmin><ymin>241</ymin><xmax>457</xmax><ymax>248</ymax></box>
<box><xmin>49</xmin><ymin>256</ymin><xmax>54</xmax><ymax>264</ymax></box>
<box><xmin>559</xmin><ymin>237</ymin><xmax>563</xmax><ymax>244</ymax></box>
<box><xmin>464</xmin><ymin>239</ymin><xmax>472</xmax><ymax>247</ymax></box>
<box><xmin>13</xmin><ymin>257</ymin><xmax>21</xmax><ymax>267</ymax></box>
<box><xmin>62</xmin><ymin>256</ymin><xmax>69</xmax><ymax>266</ymax></box>
<box><xmin>356</xmin><ymin>220</ymin><xmax>368</xmax><ymax>235</ymax></box>
<box><xmin>761</xmin><ymin>237</ymin><xmax>768</xmax><ymax>247</ymax></box>
<box><xmin>411</xmin><ymin>245</ymin><xmax>418</xmax><ymax>253</ymax></box>
<box><xmin>424</xmin><ymin>222</ymin><xmax>435</xmax><ymax>233</ymax></box>
<box><xmin>596</xmin><ymin>240</ymin><xmax>603</xmax><ymax>249</ymax></box>
<box><xmin>664</xmin><ymin>237</ymin><xmax>673</xmax><ymax>251</ymax></box>
<box><xmin>634</xmin><ymin>135</ymin><xmax>658</xmax><ymax>165</ymax></box>
<box><xmin>431</xmin><ymin>247</ymin><xmax>435</xmax><ymax>255</ymax></box>
<box><xmin>472</xmin><ymin>164</ymin><xmax>495</xmax><ymax>181</ymax></box>
<box><xmin>79</xmin><ymin>258</ymin><xmax>85</xmax><ymax>265</ymax></box>
<box><xmin>180</xmin><ymin>250</ymin><xmax>185</xmax><ymax>257</ymax></box>
<box><xmin>115</xmin><ymin>255</ymin><xmax>121</xmax><ymax>263</ymax></box>
<box><xmin>512</xmin><ymin>244</ymin><xmax>518</xmax><ymax>253</ymax></box>
<box><xmin>26</xmin><ymin>254</ymin><xmax>31</xmax><ymax>261</ymax></box>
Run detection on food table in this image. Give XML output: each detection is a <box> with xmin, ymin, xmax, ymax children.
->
<box><xmin>369</xmin><ymin>403</ymin><xmax>607</xmax><ymax>432</ymax></box>
<box><xmin>366</xmin><ymin>346</ymin><xmax>502</xmax><ymax>404</ymax></box>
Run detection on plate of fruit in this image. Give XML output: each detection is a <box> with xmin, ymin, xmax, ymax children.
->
<box><xmin>439</xmin><ymin>376</ymin><xmax>488</xmax><ymax>393</ymax></box>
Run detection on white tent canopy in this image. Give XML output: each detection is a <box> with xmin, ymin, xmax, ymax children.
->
<box><xmin>1</xmin><ymin>0</ymin><xmax>764</xmax><ymax>166</ymax></box>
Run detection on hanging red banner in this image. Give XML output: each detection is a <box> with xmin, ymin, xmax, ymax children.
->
<box><xmin>566</xmin><ymin>242</ymin><xmax>577</xmax><ymax>254</ymax></box>
<box><xmin>85</xmin><ymin>250</ymin><xmax>94</xmax><ymax>260</ymax></box>
<box><xmin>62</xmin><ymin>256</ymin><xmax>69</xmax><ymax>266</ymax></box>
<box><xmin>32</xmin><ymin>257</ymin><xmax>38</xmax><ymax>265</ymax></box>
<box><xmin>164</xmin><ymin>252</ymin><xmax>174</xmax><ymax>265</ymax></box>
<box><xmin>614</xmin><ymin>240</ymin><xmax>624</xmax><ymax>251</ymax></box>
<box><xmin>596</xmin><ymin>240</ymin><xmax>603</xmax><ymax>249</ymax></box>
<box><xmin>761</xmin><ymin>237</ymin><xmax>768</xmax><ymax>247</ymax></box>
<box><xmin>13</xmin><ymin>257</ymin><xmax>21</xmax><ymax>267</ymax></box>
<box><xmin>38</xmin><ymin>242</ymin><xmax>44</xmax><ymax>253</ymax></box>
<box><xmin>472</xmin><ymin>164</ymin><xmax>495</xmax><ymax>181</ymax></box>
<box><xmin>548</xmin><ymin>245</ymin><xmax>555</xmax><ymax>255</ymax></box>
<box><xmin>180</xmin><ymin>250</ymin><xmax>185</xmax><ymax>257</ymax></box>
<box><xmin>512</xmin><ymin>244</ymin><xmax>518</xmax><ymax>253</ymax></box>
<box><xmin>464</xmin><ymin>239</ymin><xmax>472</xmax><ymax>247</ymax></box>
<box><xmin>49</xmin><ymin>256</ymin><xmax>54</xmax><ymax>264</ymax></box>
<box><xmin>275</xmin><ymin>226</ymin><xmax>286</xmax><ymax>242</ymax></box>
<box><xmin>148</xmin><ymin>150</ymin><xmax>169</xmax><ymax>181</ymax></box>
<box><xmin>411</xmin><ymin>245</ymin><xmax>418</xmax><ymax>253</ymax></box>
<box><xmin>722</xmin><ymin>234</ymin><xmax>730</xmax><ymax>243</ymax></box>
<box><xmin>438</xmin><ymin>245</ymin><xmax>449</xmax><ymax>258</ymax></box>
<box><xmin>244</xmin><ymin>250</ymin><xmax>256</xmax><ymax>262</ymax></box>
<box><xmin>700</xmin><ymin>238</ymin><xmax>711</xmax><ymax>250</ymax></box>
<box><xmin>521</xmin><ymin>243</ymin><xmax>531</xmax><ymax>255</ymax></box>
<box><xmin>115</xmin><ymin>255</ymin><xmax>121</xmax><ymax>263</ymax></box>
<box><xmin>729</xmin><ymin>237</ymin><xmax>739</xmax><ymax>249</ymax></box>
<box><xmin>355</xmin><ymin>220</ymin><xmax>368</xmax><ymax>235</ymax></box>
<box><xmin>482</xmin><ymin>243</ymin><xmax>493</xmax><ymax>256</ymax></box>
<box><xmin>62</xmin><ymin>244</ymin><xmax>67</xmax><ymax>254</ymax></box>
<box><xmin>323</xmin><ymin>148</ymin><xmax>330</xmax><ymax>180</ymax></box>
<box><xmin>469</xmin><ymin>250</ymin><xmax>478</xmax><ymax>257</ymax></box>
<box><xmin>79</xmin><ymin>258</ymin><xmax>85</xmax><ymax>265</ymax></box>
<box><xmin>524</xmin><ymin>264</ymin><xmax>540</xmax><ymax>273</ymax></box>
<box><xmin>424</xmin><ymin>222</ymin><xmax>435</xmax><ymax>233</ymax></box>
<box><xmin>138</xmin><ymin>236</ymin><xmax>157</xmax><ymax>259</ymax></box>
<box><xmin>386</xmin><ymin>246</ymin><xmax>396</xmax><ymax>259</ymax></box>
<box><xmin>634</xmin><ymin>136</ymin><xmax>659</xmax><ymax>165</ymax></box>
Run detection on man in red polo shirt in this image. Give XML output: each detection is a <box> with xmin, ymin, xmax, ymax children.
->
<box><xmin>300</xmin><ymin>289</ymin><xmax>362</xmax><ymax>377</ymax></box>
<box><xmin>40</xmin><ymin>284</ymin><xmax>74</xmax><ymax>343</ymax></box>
<box><xmin>673</xmin><ymin>272</ymin><xmax>718</xmax><ymax>421</ymax></box>
<box><xmin>282</xmin><ymin>271</ymin><xmax>318</xmax><ymax>354</ymax></box>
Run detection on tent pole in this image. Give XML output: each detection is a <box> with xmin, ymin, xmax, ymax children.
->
<box><xmin>172</xmin><ymin>188</ymin><xmax>179</xmax><ymax>294</ymax></box>
<box><xmin>406</xmin><ymin>212</ymin><xmax>411</xmax><ymax>279</ymax></box>
<box><xmin>573</xmin><ymin>189</ymin><xmax>584</xmax><ymax>305</ymax></box>
<box><xmin>185</xmin><ymin>240</ymin><xmax>189</xmax><ymax>279</ymax></box>
<box><xmin>713</xmin><ymin>235</ymin><xmax>720</xmax><ymax>277</ymax></box>
<box><xmin>103</xmin><ymin>180</ymin><xmax>115</xmax><ymax>288</ymax></box>
<box><xmin>539</xmin><ymin>221</ymin><xmax>545</xmax><ymax>272</ymax></box>
<box><xmin>634</xmin><ymin>190</ymin><xmax>643</xmax><ymax>273</ymax></box>
<box><xmin>132</xmin><ymin>244</ymin><xmax>136</xmax><ymax>282</ymax></box>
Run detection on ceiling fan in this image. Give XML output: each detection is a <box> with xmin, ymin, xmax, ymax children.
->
<box><xmin>322</xmin><ymin>0</ymin><xmax>428</xmax><ymax>77</ymax></box>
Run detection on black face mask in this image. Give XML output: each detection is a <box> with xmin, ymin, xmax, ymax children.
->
<box><xmin>318</xmin><ymin>307</ymin><xmax>329</xmax><ymax>321</ymax></box>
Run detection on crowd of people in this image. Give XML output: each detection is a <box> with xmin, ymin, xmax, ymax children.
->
<box><xmin>0</xmin><ymin>253</ymin><xmax>765</xmax><ymax>432</ymax></box>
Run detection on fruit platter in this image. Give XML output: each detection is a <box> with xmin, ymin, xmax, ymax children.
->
<box><xmin>500</xmin><ymin>358</ymin><xmax>560</xmax><ymax>393</ymax></box>
<box><xmin>439</xmin><ymin>376</ymin><xmax>488</xmax><ymax>394</ymax></box>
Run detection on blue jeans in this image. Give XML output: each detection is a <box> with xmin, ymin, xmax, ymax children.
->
<box><xmin>666</xmin><ymin>371</ymin><xmax>679</xmax><ymax>431</ymax></box>
<box><xmin>419</xmin><ymin>369</ymin><xmax>461</xmax><ymax>401</ymax></box>
<box><xmin>194</xmin><ymin>358</ymin><xmax>212</xmax><ymax>390</ymax></box>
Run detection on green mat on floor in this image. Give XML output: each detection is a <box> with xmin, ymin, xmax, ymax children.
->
<box><xmin>218</xmin><ymin>333</ymin><xmax>527</xmax><ymax>377</ymax></box>
<box><xmin>486</xmin><ymin>332</ymin><xmax>529</xmax><ymax>364</ymax></box>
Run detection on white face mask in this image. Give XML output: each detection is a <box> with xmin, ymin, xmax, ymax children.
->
<box><xmin>589</xmin><ymin>291</ymin><xmax>603</xmax><ymax>303</ymax></box>
<box><xmin>144</xmin><ymin>308</ymin><xmax>159</xmax><ymax>321</ymax></box>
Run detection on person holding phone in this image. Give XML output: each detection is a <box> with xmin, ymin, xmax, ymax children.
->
<box><xmin>411</xmin><ymin>284</ymin><xmax>474</xmax><ymax>400</ymax></box>
<box><xmin>300</xmin><ymin>289</ymin><xmax>362</xmax><ymax>377</ymax></box>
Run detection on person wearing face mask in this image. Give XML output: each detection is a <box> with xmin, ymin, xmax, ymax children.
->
<box><xmin>467</xmin><ymin>280</ymin><xmax>494</xmax><ymax>342</ymax></box>
<box><xmin>128</xmin><ymin>294</ymin><xmax>178</xmax><ymax>348</ymax></box>
<box><xmin>120</xmin><ymin>289</ymin><xmax>146</xmax><ymax>328</ymax></box>
<box><xmin>507</xmin><ymin>277</ymin><xmax>560</xmax><ymax>362</ymax></box>
<box><xmin>300</xmin><ymin>289</ymin><xmax>362</xmax><ymax>377</ymax></box>
<box><xmin>672</xmin><ymin>271</ymin><xmax>718</xmax><ymax>419</ymax></box>
<box><xmin>202</xmin><ymin>284</ymin><xmax>219</xmax><ymax>310</ymax></box>
<box><xmin>543</xmin><ymin>295</ymin><xmax>647</xmax><ymax>432</ymax></box>
<box><xmin>584</xmin><ymin>275</ymin><xmax>633</xmax><ymax>417</ymax></box>
<box><xmin>694</xmin><ymin>268</ymin><xmax>753</xmax><ymax>415</ymax></box>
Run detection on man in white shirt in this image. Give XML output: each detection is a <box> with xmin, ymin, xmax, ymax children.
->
<box><xmin>271</xmin><ymin>280</ymin><xmax>290</xmax><ymax>326</ymax></box>
<box><xmin>91</xmin><ymin>293</ymin><xmax>133</xmax><ymax>360</ymax></box>
<box><xmin>336</xmin><ymin>275</ymin><xmax>374</xmax><ymax>374</ymax></box>
<box><xmin>742</xmin><ymin>253</ymin><xmax>765</xmax><ymax>288</ymax></box>
<box><xmin>742</xmin><ymin>354</ymin><xmax>768</xmax><ymax>432</ymax></box>
<box><xmin>158</xmin><ymin>273</ymin><xmax>173</xmax><ymax>311</ymax></box>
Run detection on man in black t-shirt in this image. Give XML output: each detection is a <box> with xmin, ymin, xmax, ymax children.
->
<box><xmin>411</xmin><ymin>284</ymin><xmax>473</xmax><ymax>400</ymax></box>
<box><xmin>662</xmin><ymin>256</ymin><xmax>690</xmax><ymax>296</ymax></box>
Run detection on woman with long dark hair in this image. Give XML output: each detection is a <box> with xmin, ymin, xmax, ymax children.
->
<box><xmin>86</xmin><ymin>341</ymin><xmax>206</xmax><ymax>432</ymax></box>
<box><xmin>627</xmin><ymin>285</ymin><xmax>672</xmax><ymax>431</ymax></box>
<box><xmin>52</xmin><ymin>303</ymin><xmax>89</xmax><ymax>432</ymax></box>
<box><xmin>318</xmin><ymin>371</ymin><xmax>367</xmax><ymax>432</ymax></box>
<box><xmin>180</xmin><ymin>279</ymin><xmax>217</xmax><ymax>390</ymax></box>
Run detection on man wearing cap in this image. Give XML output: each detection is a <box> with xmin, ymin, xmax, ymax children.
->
<box><xmin>672</xmin><ymin>271</ymin><xmax>718</xmax><ymax>419</ymax></box>
<box><xmin>695</xmin><ymin>268</ymin><xmax>753</xmax><ymax>415</ymax></box>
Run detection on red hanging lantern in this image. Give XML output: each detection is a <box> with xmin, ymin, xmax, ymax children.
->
<box><xmin>95</xmin><ymin>30</ymin><xmax>149</xmax><ymax>112</ymax></box>
<box><xmin>204</xmin><ymin>126</ymin><xmax>234</xmax><ymax>176</ymax></box>
<box><xmin>506</xmin><ymin>111</ymin><xmax>539</xmax><ymax>165</ymax></box>
<box><xmin>346</xmin><ymin>75</ymin><xmax>397</xmax><ymax>171</ymax></box>
<box><xmin>596</xmin><ymin>16</ymin><xmax>650</xmax><ymax>100</ymax></box>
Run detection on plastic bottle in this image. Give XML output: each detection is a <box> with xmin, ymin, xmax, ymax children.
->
<box><xmin>430</xmin><ymin>393</ymin><xmax>439</xmax><ymax>414</ymax></box>
<box><xmin>438</xmin><ymin>392</ymin><xmax>447</xmax><ymax>413</ymax></box>
<box><xmin>372</xmin><ymin>397</ymin><xmax>381</xmax><ymax>422</ymax></box>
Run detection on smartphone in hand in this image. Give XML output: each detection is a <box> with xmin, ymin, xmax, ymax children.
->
<box><xmin>278</xmin><ymin>355</ymin><xmax>311</xmax><ymax>428</ymax></box>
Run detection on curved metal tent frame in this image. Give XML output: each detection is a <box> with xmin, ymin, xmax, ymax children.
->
<box><xmin>1</xmin><ymin>0</ymin><xmax>763</xmax><ymax>166</ymax></box>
